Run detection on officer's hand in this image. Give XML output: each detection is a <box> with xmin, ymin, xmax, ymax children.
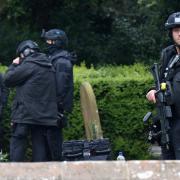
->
<box><xmin>12</xmin><ymin>57</ymin><xmax>20</xmax><ymax>64</ymax></box>
<box><xmin>146</xmin><ymin>89</ymin><xmax>156</xmax><ymax>103</ymax></box>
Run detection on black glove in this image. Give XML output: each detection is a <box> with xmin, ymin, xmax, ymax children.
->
<box><xmin>57</xmin><ymin>112</ymin><xmax>67</xmax><ymax>128</ymax></box>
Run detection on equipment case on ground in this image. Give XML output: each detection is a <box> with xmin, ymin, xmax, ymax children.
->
<box><xmin>62</xmin><ymin>138</ymin><xmax>111</xmax><ymax>161</ymax></box>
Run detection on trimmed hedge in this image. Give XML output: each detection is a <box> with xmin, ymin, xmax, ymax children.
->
<box><xmin>65</xmin><ymin>63</ymin><xmax>154</xmax><ymax>160</ymax></box>
<box><xmin>1</xmin><ymin>63</ymin><xmax>154</xmax><ymax>160</ymax></box>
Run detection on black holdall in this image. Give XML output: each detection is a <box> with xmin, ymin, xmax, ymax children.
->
<box><xmin>62</xmin><ymin>138</ymin><xmax>111</xmax><ymax>161</ymax></box>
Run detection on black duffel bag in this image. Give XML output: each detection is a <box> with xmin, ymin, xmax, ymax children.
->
<box><xmin>62</xmin><ymin>138</ymin><xmax>111</xmax><ymax>161</ymax></box>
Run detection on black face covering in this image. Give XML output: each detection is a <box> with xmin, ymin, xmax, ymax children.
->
<box><xmin>46</xmin><ymin>44</ymin><xmax>59</xmax><ymax>55</ymax></box>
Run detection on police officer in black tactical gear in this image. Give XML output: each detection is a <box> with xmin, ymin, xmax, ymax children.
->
<box><xmin>146</xmin><ymin>12</ymin><xmax>180</xmax><ymax>159</ymax></box>
<box><xmin>4</xmin><ymin>40</ymin><xmax>59</xmax><ymax>162</ymax></box>
<box><xmin>0</xmin><ymin>73</ymin><xmax>8</xmax><ymax>151</ymax></box>
<box><xmin>42</xmin><ymin>28</ymin><xmax>76</xmax><ymax>160</ymax></box>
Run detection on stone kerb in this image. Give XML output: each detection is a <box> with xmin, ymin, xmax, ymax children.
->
<box><xmin>0</xmin><ymin>161</ymin><xmax>180</xmax><ymax>180</ymax></box>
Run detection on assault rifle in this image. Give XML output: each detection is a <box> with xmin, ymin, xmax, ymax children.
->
<box><xmin>144</xmin><ymin>63</ymin><xmax>173</xmax><ymax>149</ymax></box>
<box><xmin>144</xmin><ymin>55</ymin><xmax>180</xmax><ymax>149</ymax></box>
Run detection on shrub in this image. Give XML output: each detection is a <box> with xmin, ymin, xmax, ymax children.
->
<box><xmin>64</xmin><ymin>63</ymin><xmax>154</xmax><ymax>159</ymax></box>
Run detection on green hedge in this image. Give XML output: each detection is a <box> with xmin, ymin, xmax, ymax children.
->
<box><xmin>1</xmin><ymin>63</ymin><xmax>155</xmax><ymax>160</ymax></box>
<box><xmin>65</xmin><ymin>63</ymin><xmax>154</xmax><ymax>159</ymax></box>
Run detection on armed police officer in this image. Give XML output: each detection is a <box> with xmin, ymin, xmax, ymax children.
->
<box><xmin>146</xmin><ymin>12</ymin><xmax>180</xmax><ymax>160</ymax></box>
<box><xmin>4</xmin><ymin>40</ymin><xmax>58</xmax><ymax>162</ymax></box>
<box><xmin>41</xmin><ymin>29</ymin><xmax>76</xmax><ymax>161</ymax></box>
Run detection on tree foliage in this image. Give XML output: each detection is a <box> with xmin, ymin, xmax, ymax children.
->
<box><xmin>0</xmin><ymin>0</ymin><xmax>180</xmax><ymax>66</ymax></box>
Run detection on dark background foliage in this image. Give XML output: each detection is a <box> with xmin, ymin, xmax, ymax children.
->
<box><xmin>0</xmin><ymin>0</ymin><xmax>180</xmax><ymax>66</ymax></box>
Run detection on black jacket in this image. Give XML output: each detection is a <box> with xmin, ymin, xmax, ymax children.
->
<box><xmin>159</xmin><ymin>45</ymin><xmax>177</xmax><ymax>81</ymax></box>
<box><xmin>4</xmin><ymin>52</ymin><xmax>58</xmax><ymax>126</ymax></box>
<box><xmin>148</xmin><ymin>45</ymin><xmax>177</xmax><ymax>100</ymax></box>
<box><xmin>49</xmin><ymin>50</ymin><xmax>76</xmax><ymax>113</ymax></box>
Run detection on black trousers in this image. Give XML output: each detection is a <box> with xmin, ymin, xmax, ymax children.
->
<box><xmin>161</xmin><ymin>118</ymin><xmax>180</xmax><ymax>160</ymax></box>
<box><xmin>10</xmin><ymin>123</ymin><xmax>63</xmax><ymax>162</ymax></box>
<box><xmin>161</xmin><ymin>71</ymin><xmax>180</xmax><ymax>159</ymax></box>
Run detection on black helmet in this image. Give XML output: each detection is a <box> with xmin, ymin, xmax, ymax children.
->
<box><xmin>41</xmin><ymin>29</ymin><xmax>68</xmax><ymax>48</ymax></box>
<box><xmin>16</xmin><ymin>40</ymin><xmax>39</xmax><ymax>56</ymax></box>
<box><xmin>165</xmin><ymin>12</ymin><xmax>180</xmax><ymax>30</ymax></box>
